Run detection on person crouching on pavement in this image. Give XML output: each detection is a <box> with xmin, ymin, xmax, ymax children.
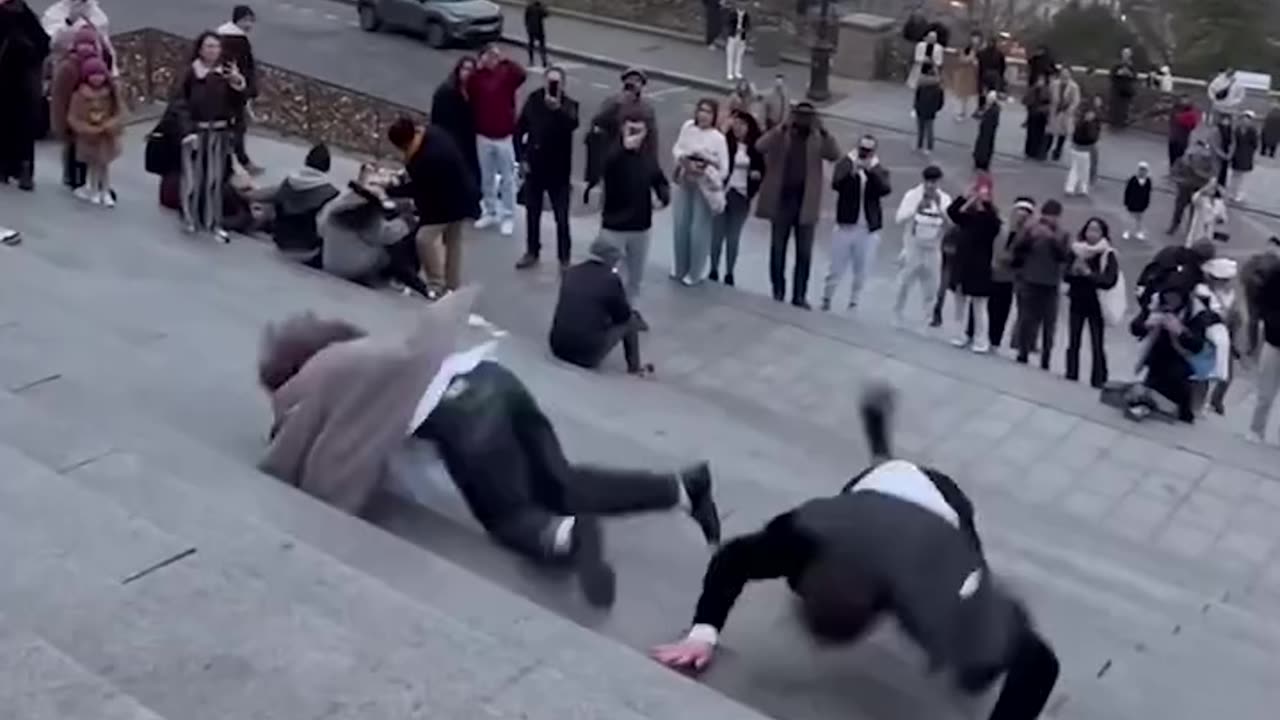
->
<box><xmin>258</xmin><ymin>289</ymin><xmax>721</xmax><ymax>609</ymax></box>
<box><xmin>550</xmin><ymin>237</ymin><xmax>653</xmax><ymax>377</ymax></box>
<box><xmin>650</xmin><ymin>384</ymin><xmax>1061</xmax><ymax>720</ymax></box>
<box><xmin>317</xmin><ymin>163</ymin><xmax>432</xmax><ymax>299</ymax></box>
<box><xmin>64</xmin><ymin>55</ymin><xmax>122</xmax><ymax>206</ymax></box>
<box><xmin>1124</xmin><ymin>283</ymin><xmax>1215</xmax><ymax>423</ymax></box>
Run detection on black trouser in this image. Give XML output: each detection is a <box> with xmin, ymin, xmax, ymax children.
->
<box><xmin>62</xmin><ymin>135</ymin><xmax>86</xmax><ymax>188</ymax></box>
<box><xmin>1263</xmin><ymin>142</ymin><xmax>1278</xmax><ymax>158</ymax></box>
<box><xmin>414</xmin><ymin>361</ymin><xmax>679</xmax><ymax>560</ymax></box>
<box><xmin>1065</xmin><ymin>297</ymin><xmax>1108</xmax><ymax>386</ymax></box>
<box><xmin>1168</xmin><ymin>185</ymin><xmax>1195</xmax><ymax>231</ymax></box>
<box><xmin>0</xmin><ymin>97</ymin><xmax>36</xmax><ymax>181</ymax></box>
<box><xmin>916</xmin><ymin>116</ymin><xmax>935</xmax><ymax>150</ymax></box>
<box><xmin>1168</xmin><ymin>138</ymin><xmax>1188</xmax><ymax>169</ymax></box>
<box><xmin>555</xmin><ymin>313</ymin><xmax>645</xmax><ymax>374</ymax></box>
<box><xmin>1015</xmin><ymin>284</ymin><xmax>1059</xmax><ymax>369</ymax></box>
<box><xmin>1050</xmin><ymin>134</ymin><xmax>1067</xmax><ymax>161</ymax></box>
<box><xmin>1144</xmin><ymin>362</ymin><xmax>1195</xmax><ymax>423</ymax></box>
<box><xmin>527</xmin><ymin>32</ymin><xmax>548</xmax><ymax>66</ymax></box>
<box><xmin>1217</xmin><ymin>160</ymin><xmax>1230</xmax><ymax>187</ymax></box>
<box><xmin>1024</xmin><ymin>113</ymin><xmax>1048</xmax><ymax>159</ymax></box>
<box><xmin>984</xmin><ymin>627</ymin><xmax>1060</xmax><ymax>720</ymax></box>
<box><xmin>232</xmin><ymin>106</ymin><xmax>252</xmax><ymax>167</ymax></box>
<box><xmin>987</xmin><ymin>280</ymin><xmax>1014</xmax><ymax>347</ymax></box>
<box><xmin>524</xmin><ymin>178</ymin><xmax>572</xmax><ymax>263</ymax></box>
<box><xmin>703</xmin><ymin>3</ymin><xmax>722</xmax><ymax>44</ymax></box>
<box><xmin>932</xmin><ymin>250</ymin><xmax>954</xmax><ymax>324</ymax></box>
<box><xmin>769</xmin><ymin>197</ymin><xmax>816</xmax><ymax>304</ymax></box>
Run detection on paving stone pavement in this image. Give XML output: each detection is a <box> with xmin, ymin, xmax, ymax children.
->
<box><xmin>2</xmin><ymin>127</ymin><xmax>1280</xmax><ymax>719</ymax></box>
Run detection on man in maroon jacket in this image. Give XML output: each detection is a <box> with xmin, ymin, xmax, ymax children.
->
<box><xmin>466</xmin><ymin>44</ymin><xmax>526</xmax><ymax>236</ymax></box>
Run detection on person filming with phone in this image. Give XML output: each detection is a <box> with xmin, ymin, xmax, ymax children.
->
<box><xmin>514</xmin><ymin>66</ymin><xmax>579</xmax><ymax>271</ymax></box>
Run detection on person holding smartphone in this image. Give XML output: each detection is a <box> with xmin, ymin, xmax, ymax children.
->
<box><xmin>514</xmin><ymin>66</ymin><xmax>579</xmax><ymax>270</ymax></box>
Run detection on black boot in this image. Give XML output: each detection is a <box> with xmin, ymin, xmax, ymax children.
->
<box><xmin>569</xmin><ymin>516</ymin><xmax>615</xmax><ymax>608</ymax></box>
<box><xmin>680</xmin><ymin>462</ymin><xmax>720</xmax><ymax>545</ymax></box>
<box><xmin>17</xmin><ymin>162</ymin><xmax>34</xmax><ymax>192</ymax></box>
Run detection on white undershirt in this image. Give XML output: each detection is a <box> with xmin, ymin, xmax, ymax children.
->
<box><xmin>847</xmin><ymin>459</ymin><xmax>959</xmax><ymax>529</ymax></box>
<box><xmin>728</xmin><ymin>145</ymin><xmax>750</xmax><ymax>193</ymax></box>
<box><xmin>407</xmin><ymin>341</ymin><xmax>498</xmax><ymax>433</ymax></box>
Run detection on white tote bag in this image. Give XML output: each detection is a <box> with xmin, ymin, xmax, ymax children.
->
<box><xmin>1098</xmin><ymin>252</ymin><xmax>1128</xmax><ymax>326</ymax></box>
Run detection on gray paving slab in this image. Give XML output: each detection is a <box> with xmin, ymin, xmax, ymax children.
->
<box><xmin>3</xmin><ymin>128</ymin><xmax>1280</xmax><ymax>720</ymax></box>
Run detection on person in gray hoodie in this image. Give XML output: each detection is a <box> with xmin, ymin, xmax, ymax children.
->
<box><xmin>250</xmin><ymin>144</ymin><xmax>339</xmax><ymax>267</ymax></box>
<box><xmin>318</xmin><ymin>166</ymin><xmax>431</xmax><ymax>298</ymax></box>
<box><xmin>1010</xmin><ymin>199</ymin><xmax>1071</xmax><ymax>369</ymax></box>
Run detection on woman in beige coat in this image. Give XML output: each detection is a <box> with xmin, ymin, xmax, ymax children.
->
<box><xmin>948</xmin><ymin>40</ymin><xmax>980</xmax><ymax>120</ymax></box>
<box><xmin>1047</xmin><ymin>67</ymin><xmax>1080</xmax><ymax>162</ymax></box>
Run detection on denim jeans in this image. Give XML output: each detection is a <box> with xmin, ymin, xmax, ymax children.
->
<box><xmin>671</xmin><ymin>181</ymin><xmax>715</xmax><ymax>282</ymax></box>
<box><xmin>711</xmin><ymin>189</ymin><xmax>750</xmax><ymax>277</ymax></box>
<box><xmin>824</xmin><ymin>224</ymin><xmax>880</xmax><ymax>307</ymax></box>
<box><xmin>477</xmin><ymin>135</ymin><xmax>517</xmax><ymax>220</ymax></box>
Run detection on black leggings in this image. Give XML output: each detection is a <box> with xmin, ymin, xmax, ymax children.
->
<box><xmin>414</xmin><ymin>362</ymin><xmax>678</xmax><ymax>560</ymax></box>
<box><xmin>1065</xmin><ymin>299</ymin><xmax>1108</xmax><ymax>386</ymax></box>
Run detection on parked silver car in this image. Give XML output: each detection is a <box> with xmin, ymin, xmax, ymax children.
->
<box><xmin>357</xmin><ymin>0</ymin><xmax>504</xmax><ymax>48</ymax></box>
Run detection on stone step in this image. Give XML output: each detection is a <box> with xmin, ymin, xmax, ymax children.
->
<box><xmin>0</xmin><ymin>386</ymin><xmax>771</xmax><ymax>720</ymax></box>
<box><xmin>0</xmin><ymin>611</ymin><xmax>167</xmax><ymax>720</ymax></box>
<box><xmin>2</xmin><ymin>281</ymin><xmax>1276</xmax><ymax>720</ymax></box>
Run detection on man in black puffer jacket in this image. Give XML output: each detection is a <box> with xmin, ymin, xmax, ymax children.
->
<box><xmin>550</xmin><ymin>238</ymin><xmax>650</xmax><ymax>376</ymax></box>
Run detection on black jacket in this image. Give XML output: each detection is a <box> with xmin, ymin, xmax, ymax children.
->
<box><xmin>600</xmin><ymin>143</ymin><xmax>670</xmax><ymax>232</ymax></box>
<box><xmin>217</xmin><ymin>28</ymin><xmax>258</xmax><ymax>98</ymax></box>
<box><xmin>914</xmin><ymin>83</ymin><xmax>945</xmax><ymax>121</ymax></box>
<box><xmin>1232</xmin><ymin>126</ymin><xmax>1259</xmax><ymax>172</ymax></box>
<box><xmin>1027</xmin><ymin>50</ymin><xmax>1056</xmax><ymax>87</ymax></box>
<box><xmin>270</xmin><ymin>173</ymin><xmax>340</xmax><ymax>257</ymax></box>
<box><xmin>691</xmin><ymin>463</ymin><xmax>1026</xmax><ymax>683</ymax></box>
<box><xmin>174</xmin><ymin>67</ymin><xmax>243</xmax><ymax>132</ymax></box>
<box><xmin>549</xmin><ymin>260</ymin><xmax>633</xmax><ymax>365</ymax></box>
<box><xmin>515</xmin><ymin>89</ymin><xmax>579</xmax><ymax>187</ymax></box>
<box><xmin>830</xmin><ymin>158</ymin><xmax>891</xmax><ymax>231</ymax></box>
<box><xmin>1261</xmin><ymin>266</ymin><xmax>1280</xmax><ymax>349</ymax></box>
<box><xmin>387</xmin><ymin>129</ymin><xmax>481</xmax><ymax>225</ymax></box>
<box><xmin>524</xmin><ymin>1</ymin><xmax>548</xmax><ymax>35</ymax></box>
<box><xmin>1065</xmin><ymin>247</ymin><xmax>1120</xmax><ymax>306</ymax></box>
<box><xmin>725</xmin><ymin>129</ymin><xmax>765</xmax><ymax>199</ymax></box>
<box><xmin>947</xmin><ymin>196</ymin><xmax>1001</xmax><ymax>297</ymax></box>
<box><xmin>976</xmin><ymin>45</ymin><xmax>1006</xmax><ymax>91</ymax></box>
<box><xmin>430</xmin><ymin>79</ymin><xmax>481</xmax><ymax>181</ymax></box>
<box><xmin>1124</xmin><ymin>176</ymin><xmax>1152</xmax><ymax>213</ymax></box>
<box><xmin>723</xmin><ymin>7</ymin><xmax>750</xmax><ymax>38</ymax></box>
<box><xmin>1072</xmin><ymin>117</ymin><xmax>1101</xmax><ymax>147</ymax></box>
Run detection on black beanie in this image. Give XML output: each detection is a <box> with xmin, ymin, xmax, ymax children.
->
<box><xmin>304</xmin><ymin>144</ymin><xmax>331</xmax><ymax>173</ymax></box>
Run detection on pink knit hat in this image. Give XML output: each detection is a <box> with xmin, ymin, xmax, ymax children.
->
<box><xmin>72</xmin><ymin>27</ymin><xmax>101</xmax><ymax>57</ymax></box>
<box><xmin>80</xmin><ymin>57</ymin><xmax>110</xmax><ymax>82</ymax></box>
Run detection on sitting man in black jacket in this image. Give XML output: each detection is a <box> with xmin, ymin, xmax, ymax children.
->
<box><xmin>651</xmin><ymin>385</ymin><xmax>1060</xmax><ymax>720</ymax></box>
<box><xmin>249</xmin><ymin>143</ymin><xmax>339</xmax><ymax>267</ymax></box>
<box><xmin>550</xmin><ymin>238</ymin><xmax>652</xmax><ymax>376</ymax></box>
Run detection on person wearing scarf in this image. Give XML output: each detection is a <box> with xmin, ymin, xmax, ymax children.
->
<box><xmin>650</xmin><ymin>384</ymin><xmax>1060</xmax><ymax>720</ymax></box>
<box><xmin>258</xmin><ymin>289</ymin><xmax>722</xmax><ymax>609</ymax></box>
<box><xmin>1064</xmin><ymin>218</ymin><xmax>1120</xmax><ymax>388</ymax></box>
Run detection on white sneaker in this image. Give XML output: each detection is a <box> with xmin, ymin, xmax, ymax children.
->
<box><xmin>101</xmin><ymin>189</ymin><xmax>116</xmax><ymax>208</ymax></box>
<box><xmin>1135</xmin><ymin>230</ymin><xmax>1147</xmax><ymax>241</ymax></box>
<box><xmin>499</xmin><ymin>218</ymin><xmax>514</xmax><ymax>236</ymax></box>
<box><xmin>971</xmin><ymin>340</ymin><xmax>991</xmax><ymax>354</ymax></box>
<box><xmin>74</xmin><ymin>185</ymin><xmax>94</xmax><ymax>202</ymax></box>
<box><xmin>474</xmin><ymin>215</ymin><xmax>498</xmax><ymax>230</ymax></box>
<box><xmin>1248</xmin><ymin>430</ymin><xmax>1266</xmax><ymax>444</ymax></box>
<box><xmin>1121</xmin><ymin>231</ymin><xmax>1132</xmax><ymax>240</ymax></box>
<box><xmin>951</xmin><ymin>336</ymin><xmax>970</xmax><ymax>348</ymax></box>
<box><xmin>90</xmin><ymin>190</ymin><xmax>105</xmax><ymax>206</ymax></box>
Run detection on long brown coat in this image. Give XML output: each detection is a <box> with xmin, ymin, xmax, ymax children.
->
<box><xmin>754</xmin><ymin>120</ymin><xmax>841</xmax><ymax>226</ymax></box>
<box><xmin>258</xmin><ymin>288</ymin><xmax>476</xmax><ymax>515</ymax></box>
<box><xmin>66</xmin><ymin>82</ymin><xmax>123</xmax><ymax>165</ymax></box>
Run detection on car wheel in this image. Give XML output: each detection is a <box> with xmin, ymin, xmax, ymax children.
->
<box><xmin>358</xmin><ymin>4</ymin><xmax>381</xmax><ymax>32</ymax></box>
<box><xmin>424</xmin><ymin>21</ymin><xmax>447</xmax><ymax>48</ymax></box>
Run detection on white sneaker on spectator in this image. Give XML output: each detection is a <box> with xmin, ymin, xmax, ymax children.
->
<box><xmin>971</xmin><ymin>339</ymin><xmax>991</xmax><ymax>354</ymax></box>
<box><xmin>74</xmin><ymin>185</ymin><xmax>94</xmax><ymax>202</ymax></box>
<box><xmin>500</xmin><ymin>218</ymin><xmax>514</xmax><ymax>236</ymax></box>
<box><xmin>90</xmin><ymin>190</ymin><xmax>105</xmax><ymax>205</ymax></box>
<box><xmin>475</xmin><ymin>215</ymin><xmax>498</xmax><ymax>230</ymax></box>
<box><xmin>101</xmin><ymin>189</ymin><xmax>116</xmax><ymax>208</ymax></box>
<box><xmin>1248</xmin><ymin>430</ymin><xmax>1266</xmax><ymax>444</ymax></box>
<box><xmin>951</xmin><ymin>336</ymin><xmax>969</xmax><ymax>348</ymax></box>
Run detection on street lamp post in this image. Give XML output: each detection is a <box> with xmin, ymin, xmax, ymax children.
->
<box><xmin>806</xmin><ymin>0</ymin><xmax>834</xmax><ymax>101</ymax></box>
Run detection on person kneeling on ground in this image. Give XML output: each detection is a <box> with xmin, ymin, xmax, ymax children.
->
<box><xmin>257</xmin><ymin>289</ymin><xmax>721</xmax><ymax>609</ymax></box>
<box><xmin>1121</xmin><ymin>284</ymin><xmax>1216</xmax><ymax>423</ymax></box>
<box><xmin>247</xmin><ymin>143</ymin><xmax>339</xmax><ymax>268</ymax></box>
<box><xmin>317</xmin><ymin>164</ymin><xmax>432</xmax><ymax>299</ymax></box>
<box><xmin>550</xmin><ymin>238</ymin><xmax>653</xmax><ymax>377</ymax></box>
<box><xmin>651</xmin><ymin>385</ymin><xmax>1060</xmax><ymax>720</ymax></box>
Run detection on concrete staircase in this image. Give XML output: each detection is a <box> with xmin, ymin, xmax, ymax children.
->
<box><xmin>0</xmin><ymin>130</ymin><xmax>1277</xmax><ymax>719</ymax></box>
